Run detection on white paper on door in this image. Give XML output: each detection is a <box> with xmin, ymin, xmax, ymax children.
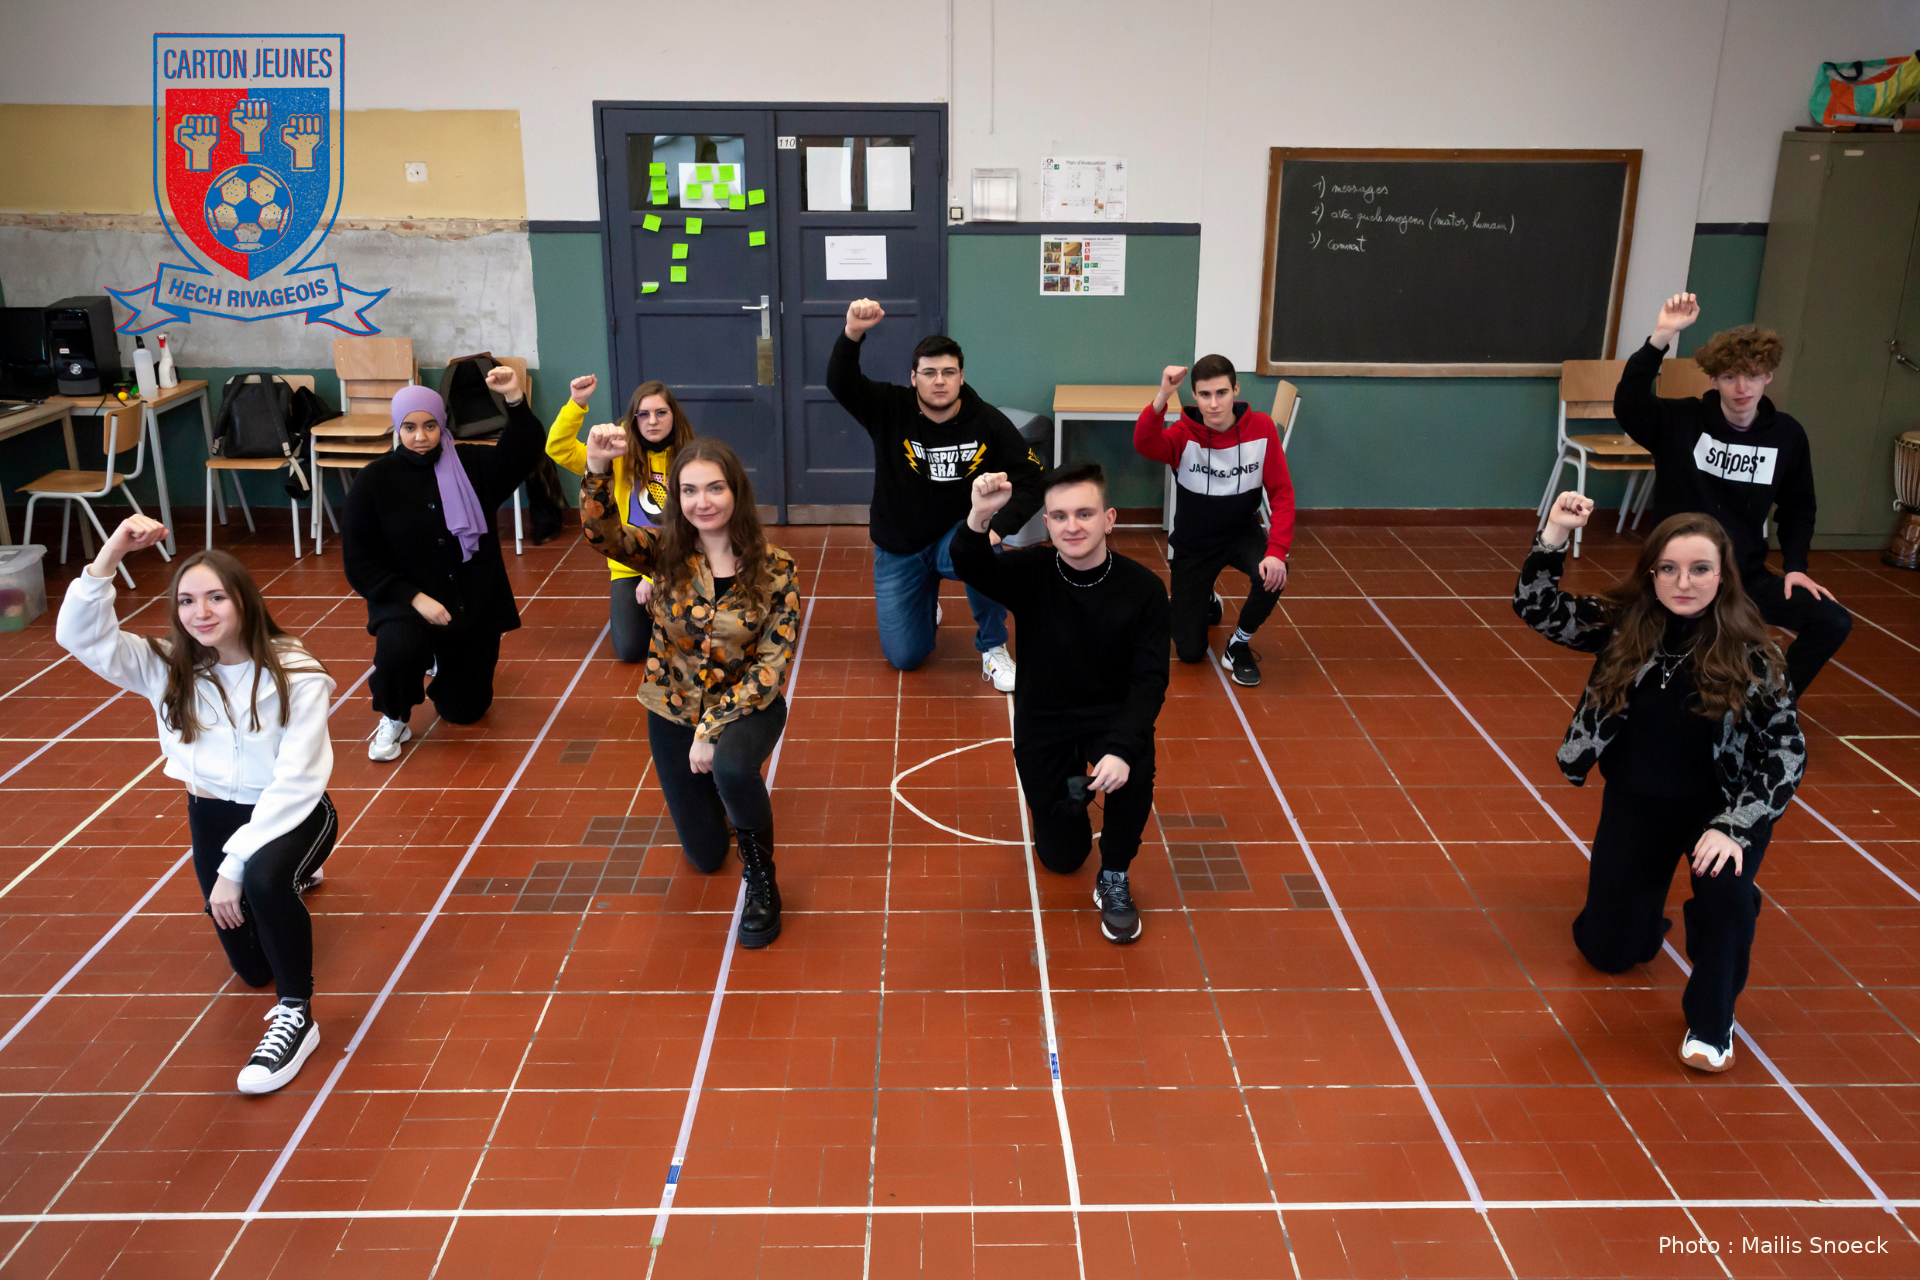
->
<box><xmin>806</xmin><ymin>147</ymin><xmax>853</xmax><ymax>211</ymax></box>
<box><xmin>865</xmin><ymin>147</ymin><xmax>914</xmax><ymax>211</ymax></box>
<box><xmin>825</xmin><ymin>235</ymin><xmax>888</xmax><ymax>280</ymax></box>
<box><xmin>677</xmin><ymin>162</ymin><xmax>741</xmax><ymax>210</ymax></box>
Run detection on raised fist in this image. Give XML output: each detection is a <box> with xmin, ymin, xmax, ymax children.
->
<box><xmin>969</xmin><ymin>471</ymin><xmax>1013</xmax><ymax>523</ymax></box>
<box><xmin>281</xmin><ymin>115</ymin><xmax>323</xmax><ymax>170</ymax></box>
<box><xmin>1545</xmin><ymin>491</ymin><xmax>1594</xmax><ymax>533</ymax></box>
<box><xmin>844</xmin><ymin>298</ymin><xmax>884</xmax><ymax>339</ymax></box>
<box><xmin>1161</xmin><ymin>365</ymin><xmax>1188</xmax><ymax>391</ymax></box>
<box><xmin>585</xmin><ymin>423</ymin><xmax>628</xmax><ymax>471</ymax></box>
<box><xmin>1652</xmin><ymin>293</ymin><xmax>1701</xmax><ymax>343</ymax></box>
<box><xmin>484</xmin><ymin>364</ymin><xmax>521</xmax><ymax>402</ymax></box>
<box><xmin>231</xmin><ymin>99</ymin><xmax>272</xmax><ymax>154</ymax></box>
<box><xmin>106</xmin><ymin>514</ymin><xmax>169</xmax><ymax>557</ymax></box>
<box><xmin>569</xmin><ymin>374</ymin><xmax>598</xmax><ymax>406</ymax></box>
<box><xmin>174</xmin><ymin>115</ymin><xmax>219</xmax><ymax>172</ymax></box>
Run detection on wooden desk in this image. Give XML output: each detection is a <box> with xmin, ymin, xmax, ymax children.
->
<box><xmin>1052</xmin><ymin>384</ymin><xmax>1177</xmax><ymax>529</ymax></box>
<box><xmin>52</xmin><ymin>379</ymin><xmax>215</xmax><ymax>556</ymax></box>
<box><xmin>0</xmin><ymin>400</ymin><xmax>80</xmax><ymax>547</ymax></box>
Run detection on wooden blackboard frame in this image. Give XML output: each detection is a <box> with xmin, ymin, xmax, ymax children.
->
<box><xmin>1255</xmin><ymin>147</ymin><xmax>1641</xmax><ymax>377</ymax></box>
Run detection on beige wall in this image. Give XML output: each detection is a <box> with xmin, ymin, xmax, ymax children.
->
<box><xmin>0</xmin><ymin>104</ymin><xmax>526</xmax><ymax>220</ymax></box>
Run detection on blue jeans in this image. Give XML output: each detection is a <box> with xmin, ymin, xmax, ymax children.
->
<box><xmin>872</xmin><ymin>521</ymin><xmax>1009</xmax><ymax>670</ymax></box>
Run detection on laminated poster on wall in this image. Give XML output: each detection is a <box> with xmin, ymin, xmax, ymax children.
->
<box><xmin>1040</xmin><ymin>156</ymin><xmax>1127</xmax><ymax>222</ymax></box>
<box><xmin>825</xmin><ymin>235</ymin><xmax>887</xmax><ymax>280</ymax></box>
<box><xmin>1040</xmin><ymin>235</ymin><xmax>1124</xmax><ymax>296</ymax></box>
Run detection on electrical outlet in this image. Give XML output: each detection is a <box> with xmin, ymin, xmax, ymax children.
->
<box><xmin>405</xmin><ymin>162</ymin><xmax>428</xmax><ymax>183</ymax></box>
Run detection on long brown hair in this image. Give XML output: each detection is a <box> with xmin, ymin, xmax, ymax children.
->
<box><xmin>149</xmin><ymin>550</ymin><xmax>328</xmax><ymax>743</ymax></box>
<box><xmin>650</xmin><ymin>437</ymin><xmax>772</xmax><ymax>612</ymax></box>
<box><xmin>623</xmin><ymin>380</ymin><xmax>695</xmax><ymax>462</ymax></box>
<box><xmin>1590</xmin><ymin>512</ymin><xmax>1783</xmax><ymax>719</ymax></box>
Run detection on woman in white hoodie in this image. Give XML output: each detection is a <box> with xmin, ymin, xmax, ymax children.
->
<box><xmin>57</xmin><ymin>515</ymin><xmax>336</xmax><ymax>1095</ymax></box>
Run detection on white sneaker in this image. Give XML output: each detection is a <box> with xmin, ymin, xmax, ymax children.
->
<box><xmin>935</xmin><ymin>604</ymin><xmax>944</xmax><ymax>626</ymax></box>
<box><xmin>294</xmin><ymin>866</ymin><xmax>324</xmax><ymax>896</ymax></box>
<box><xmin>1680</xmin><ymin>1032</ymin><xmax>1734</xmax><ymax>1073</ymax></box>
<box><xmin>368</xmin><ymin>716</ymin><xmax>411</xmax><ymax>762</ymax></box>
<box><xmin>982</xmin><ymin>644</ymin><xmax>1016</xmax><ymax>692</ymax></box>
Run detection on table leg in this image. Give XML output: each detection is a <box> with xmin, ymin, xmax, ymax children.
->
<box><xmin>196</xmin><ymin>388</ymin><xmax>226</xmax><ymax>528</ymax></box>
<box><xmin>60</xmin><ymin>409</ymin><xmax>96</xmax><ymax>556</ymax></box>
<box><xmin>0</xmin><ymin>477</ymin><xmax>10</xmax><ymax>546</ymax></box>
<box><xmin>146</xmin><ymin>402</ymin><xmax>176</xmax><ymax>556</ymax></box>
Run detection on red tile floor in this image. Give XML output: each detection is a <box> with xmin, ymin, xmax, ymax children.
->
<box><xmin>0</xmin><ymin>510</ymin><xmax>1917</xmax><ymax>1278</ymax></box>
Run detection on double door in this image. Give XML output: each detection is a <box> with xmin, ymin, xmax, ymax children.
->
<box><xmin>596</xmin><ymin>102</ymin><xmax>947</xmax><ymax>522</ymax></box>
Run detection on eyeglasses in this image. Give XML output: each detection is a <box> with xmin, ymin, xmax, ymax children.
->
<box><xmin>633</xmin><ymin>408</ymin><xmax>672</xmax><ymax>423</ymax></box>
<box><xmin>1652</xmin><ymin>563</ymin><xmax>1720</xmax><ymax>584</ymax></box>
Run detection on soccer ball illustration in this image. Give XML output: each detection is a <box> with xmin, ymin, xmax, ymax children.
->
<box><xmin>203</xmin><ymin>164</ymin><xmax>292</xmax><ymax>254</ymax></box>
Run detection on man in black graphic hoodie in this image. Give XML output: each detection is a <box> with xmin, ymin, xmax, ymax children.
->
<box><xmin>1615</xmin><ymin>292</ymin><xmax>1851</xmax><ymax>695</ymax></box>
<box><xmin>828</xmin><ymin>299</ymin><xmax>1045</xmax><ymax>688</ymax></box>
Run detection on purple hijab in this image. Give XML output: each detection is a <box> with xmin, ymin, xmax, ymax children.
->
<box><xmin>391</xmin><ymin>385</ymin><xmax>487</xmax><ymax>562</ymax></box>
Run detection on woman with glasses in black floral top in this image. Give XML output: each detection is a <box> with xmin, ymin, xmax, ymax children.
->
<box><xmin>580</xmin><ymin>429</ymin><xmax>802</xmax><ymax>948</ymax></box>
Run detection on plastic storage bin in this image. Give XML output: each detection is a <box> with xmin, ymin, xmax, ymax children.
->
<box><xmin>0</xmin><ymin>544</ymin><xmax>48</xmax><ymax>632</ymax></box>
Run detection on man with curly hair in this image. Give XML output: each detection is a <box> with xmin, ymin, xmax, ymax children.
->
<box><xmin>1613</xmin><ymin>292</ymin><xmax>1850</xmax><ymax>696</ymax></box>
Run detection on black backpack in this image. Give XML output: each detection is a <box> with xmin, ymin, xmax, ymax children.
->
<box><xmin>212</xmin><ymin>373</ymin><xmax>337</xmax><ymax>493</ymax></box>
<box><xmin>440</xmin><ymin>353</ymin><xmax>510</xmax><ymax>440</ymax></box>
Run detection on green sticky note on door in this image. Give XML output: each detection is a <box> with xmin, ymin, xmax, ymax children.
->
<box><xmin>685</xmin><ymin>217</ymin><xmax>702</xmax><ymax>234</ymax></box>
<box><xmin>671</xmin><ymin>243</ymin><xmax>688</xmax><ymax>259</ymax></box>
<box><xmin>642</xmin><ymin>214</ymin><xmax>662</xmax><ymax>231</ymax></box>
<box><xmin>651</xmin><ymin>189</ymin><xmax>666</xmax><ymax>205</ymax></box>
<box><xmin>747</xmin><ymin>188</ymin><xmax>765</xmax><ymax>205</ymax></box>
<box><xmin>649</xmin><ymin>162</ymin><xmax>666</xmax><ymax>176</ymax></box>
<box><xmin>642</xmin><ymin>282</ymin><xmax>659</xmax><ymax>293</ymax></box>
<box><xmin>718</xmin><ymin>164</ymin><xmax>736</xmax><ymax>180</ymax></box>
<box><xmin>686</xmin><ymin>183</ymin><xmax>705</xmax><ymax>200</ymax></box>
<box><xmin>749</xmin><ymin>230</ymin><xmax>766</xmax><ymax>247</ymax></box>
<box><xmin>670</xmin><ymin>266</ymin><xmax>687</xmax><ymax>283</ymax></box>
<box><xmin>711</xmin><ymin>182</ymin><xmax>730</xmax><ymax>200</ymax></box>
<box><xmin>729</xmin><ymin>194</ymin><xmax>746</xmax><ymax>210</ymax></box>
<box><xmin>696</xmin><ymin>164</ymin><xmax>714</xmax><ymax>181</ymax></box>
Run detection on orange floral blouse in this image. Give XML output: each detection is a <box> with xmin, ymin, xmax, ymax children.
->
<box><xmin>579</xmin><ymin>471</ymin><xmax>802</xmax><ymax>741</ymax></box>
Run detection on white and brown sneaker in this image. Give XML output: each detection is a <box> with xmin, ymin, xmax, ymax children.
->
<box><xmin>1680</xmin><ymin>1032</ymin><xmax>1734</xmax><ymax>1073</ymax></box>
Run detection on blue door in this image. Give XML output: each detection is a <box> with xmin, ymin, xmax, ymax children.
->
<box><xmin>596</xmin><ymin>103</ymin><xmax>946</xmax><ymax>523</ymax></box>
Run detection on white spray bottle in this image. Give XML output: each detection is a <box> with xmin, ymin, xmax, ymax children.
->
<box><xmin>155</xmin><ymin>333</ymin><xmax>178</xmax><ymax>389</ymax></box>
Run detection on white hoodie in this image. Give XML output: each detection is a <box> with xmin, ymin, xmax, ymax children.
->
<box><xmin>56</xmin><ymin>569</ymin><xmax>335</xmax><ymax>881</ymax></box>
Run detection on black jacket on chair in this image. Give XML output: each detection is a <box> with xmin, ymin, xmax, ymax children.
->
<box><xmin>341</xmin><ymin>399</ymin><xmax>544</xmax><ymax>636</ymax></box>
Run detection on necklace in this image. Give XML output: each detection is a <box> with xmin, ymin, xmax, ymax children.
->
<box><xmin>1650</xmin><ymin>641</ymin><xmax>1693</xmax><ymax>689</ymax></box>
<box><xmin>1055</xmin><ymin>551</ymin><xmax>1113</xmax><ymax>587</ymax></box>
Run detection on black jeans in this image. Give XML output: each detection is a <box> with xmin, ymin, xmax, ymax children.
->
<box><xmin>1014</xmin><ymin>734</ymin><xmax>1156</xmax><ymax>875</ymax></box>
<box><xmin>608</xmin><ymin>577</ymin><xmax>652</xmax><ymax>665</ymax></box>
<box><xmin>648</xmin><ymin>696</ymin><xmax>787</xmax><ymax>873</ymax></box>
<box><xmin>1171</xmin><ymin>528</ymin><xmax>1282</xmax><ymax>664</ymax></box>
<box><xmin>1744</xmin><ymin>569</ymin><xmax>1852</xmax><ymax>696</ymax></box>
<box><xmin>370</xmin><ymin>618</ymin><xmax>502</xmax><ymax>725</ymax></box>
<box><xmin>1573</xmin><ymin>786</ymin><xmax>1767</xmax><ymax>1052</ymax></box>
<box><xmin>188</xmin><ymin>793</ymin><xmax>337</xmax><ymax>1001</ymax></box>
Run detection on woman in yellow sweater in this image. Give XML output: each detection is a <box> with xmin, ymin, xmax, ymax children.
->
<box><xmin>547</xmin><ymin>374</ymin><xmax>695</xmax><ymax>661</ymax></box>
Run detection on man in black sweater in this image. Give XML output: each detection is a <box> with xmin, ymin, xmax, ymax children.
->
<box><xmin>952</xmin><ymin>463</ymin><xmax>1170</xmax><ymax>944</ymax></box>
<box><xmin>1616</xmin><ymin>292</ymin><xmax>1851</xmax><ymax>696</ymax></box>
<box><xmin>826</xmin><ymin>299</ymin><xmax>1045</xmax><ymax>690</ymax></box>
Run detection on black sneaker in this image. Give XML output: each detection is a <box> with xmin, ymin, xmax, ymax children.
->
<box><xmin>1222</xmin><ymin>640</ymin><xmax>1261</xmax><ymax>687</ymax></box>
<box><xmin>1206</xmin><ymin>591</ymin><xmax>1224</xmax><ymax>628</ymax></box>
<box><xmin>1094</xmin><ymin>869</ymin><xmax>1141</xmax><ymax>944</ymax></box>
<box><xmin>236</xmin><ymin>999</ymin><xmax>320</xmax><ymax>1095</ymax></box>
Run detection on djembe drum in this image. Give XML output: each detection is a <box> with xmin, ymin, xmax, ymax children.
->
<box><xmin>1887</xmin><ymin>431</ymin><xmax>1920</xmax><ymax>569</ymax></box>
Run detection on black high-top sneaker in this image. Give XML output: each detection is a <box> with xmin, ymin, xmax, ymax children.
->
<box><xmin>1094</xmin><ymin>868</ymin><xmax>1141</xmax><ymax>944</ymax></box>
<box><xmin>736</xmin><ymin>827</ymin><xmax>783</xmax><ymax>948</ymax></box>
<box><xmin>237</xmin><ymin>998</ymin><xmax>320</xmax><ymax>1095</ymax></box>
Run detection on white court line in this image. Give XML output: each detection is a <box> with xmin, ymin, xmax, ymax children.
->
<box><xmin>239</xmin><ymin>631</ymin><xmax>608</xmax><ymax>1218</ymax></box>
<box><xmin>889</xmin><ymin>737</ymin><xmax>1022</xmax><ymax>844</ymax></box>
<box><xmin>0</xmin><ymin>691</ymin><xmax>126</xmax><ymax>788</ymax></box>
<box><xmin>1367</xmin><ymin>597</ymin><xmax>1907</xmax><ymax>1223</ymax></box>
<box><xmin>648</xmin><ymin>596</ymin><xmax>817</xmax><ymax>1249</ymax></box>
<box><xmin>0</xmin><ymin>655</ymin><xmax>73</xmax><ymax>703</ymax></box>
<box><xmin>0</xmin><ymin>757</ymin><xmax>165</xmax><ymax>899</ymax></box>
<box><xmin>1832</xmin><ymin>657</ymin><xmax>1920</xmax><ymax>720</ymax></box>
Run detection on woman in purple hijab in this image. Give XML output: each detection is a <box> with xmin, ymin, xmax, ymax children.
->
<box><xmin>340</xmin><ymin>366</ymin><xmax>545</xmax><ymax>761</ymax></box>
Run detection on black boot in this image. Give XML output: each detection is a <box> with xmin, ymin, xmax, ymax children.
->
<box><xmin>735</xmin><ymin>827</ymin><xmax>782</xmax><ymax>948</ymax></box>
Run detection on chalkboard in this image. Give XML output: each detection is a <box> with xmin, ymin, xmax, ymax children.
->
<box><xmin>1256</xmin><ymin>148</ymin><xmax>1640</xmax><ymax>376</ymax></box>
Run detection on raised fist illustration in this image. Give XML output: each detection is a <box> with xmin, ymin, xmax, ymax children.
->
<box><xmin>281</xmin><ymin>114</ymin><xmax>323</xmax><ymax>170</ymax></box>
<box><xmin>231</xmin><ymin>99</ymin><xmax>271</xmax><ymax>154</ymax></box>
<box><xmin>174</xmin><ymin>115</ymin><xmax>219</xmax><ymax>172</ymax></box>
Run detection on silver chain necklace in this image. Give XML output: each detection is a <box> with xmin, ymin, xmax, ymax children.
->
<box><xmin>1055</xmin><ymin>551</ymin><xmax>1113</xmax><ymax>588</ymax></box>
<box><xmin>1650</xmin><ymin>641</ymin><xmax>1693</xmax><ymax>689</ymax></box>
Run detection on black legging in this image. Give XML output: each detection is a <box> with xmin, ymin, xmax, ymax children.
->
<box><xmin>647</xmin><ymin>697</ymin><xmax>787</xmax><ymax>873</ymax></box>
<box><xmin>1574</xmin><ymin>786</ymin><xmax>1767</xmax><ymax>1052</ymax></box>
<box><xmin>369</xmin><ymin>618</ymin><xmax>502</xmax><ymax>724</ymax></box>
<box><xmin>608</xmin><ymin>578</ymin><xmax>651</xmax><ymax>665</ymax></box>
<box><xmin>188</xmin><ymin>793</ymin><xmax>337</xmax><ymax>1001</ymax></box>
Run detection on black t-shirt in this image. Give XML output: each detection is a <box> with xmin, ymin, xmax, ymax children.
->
<box><xmin>712</xmin><ymin>574</ymin><xmax>735</xmax><ymax>598</ymax></box>
<box><xmin>1599</xmin><ymin>613</ymin><xmax>1721</xmax><ymax>798</ymax></box>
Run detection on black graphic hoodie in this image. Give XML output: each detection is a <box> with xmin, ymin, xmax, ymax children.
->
<box><xmin>827</xmin><ymin>332</ymin><xmax>1045</xmax><ymax>554</ymax></box>
<box><xmin>1613</xmin><ymin>339</ymin><xmax>1817</xmax><ymax>581</ymax></box>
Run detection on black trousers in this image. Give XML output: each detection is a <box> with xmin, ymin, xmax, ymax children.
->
<box><xmin>1744</xmin><ymin>569</ymin><xmax>1852</xmax><ymax>696</ymax></box>
<box><xmin>370</xmin><ymin>618</ymin><xmax>502</xmax><ymax>725</ymax></box>
<box><xmin>1573</xmin><ymin>786</ymin><xmax>1767</xmax><ymax>1052</ymax></box>
<box><xmin>647</xmin><ymin>697</ymin><xmax>787</xmax><ymax>873</ymax></box>
<box><xmin>1014</xmin><ymin>734</ymin><xmax>1155</xmax><ymax>875</ymax></box>
<box><xmin>608</xmin><ymin>577</ymin><xmax>652</xmax><ymax>665</ymax></box>
<box><xmin>188</xmin><ymin>793</ymin><xmax>337</xmax><ymax>1001</ymax></box>
<box><xmin>1171</xmin><ymin>528</ymin><xmax>1282</xmax><ymax>664</ymax></box>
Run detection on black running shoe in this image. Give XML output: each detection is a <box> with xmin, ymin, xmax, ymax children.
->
<box><xmin>1207</xmin><ymin>591</ymin><xmax>1224</xmax><ymax>628</ymax></box>
<box><xmin>237</xmin><ymin>999</ymin><xmax>320</xmax><ymax>1095</ymax></box>
<box><xmin>1222</xmin><ymin>639</ymin><xmax>1261</xmax><ymax>687</ymax></box>
<box><xmin>1094</xmin><ymin>869</ymin><xmax>1141</xmax><ymax>944</ymax></box>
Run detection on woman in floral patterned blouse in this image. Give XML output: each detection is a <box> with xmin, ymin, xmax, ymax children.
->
<box><xmin>580</xmin><ymin>430</ymin><xmax>803</xmax><ymax>948</ymax></box>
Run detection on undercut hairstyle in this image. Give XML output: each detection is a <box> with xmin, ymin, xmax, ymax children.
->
<box><xmin>1190</xmin><ymin>353</ymin><xmax>1237</xmax><ymax>388</ymax></box>
<box><xmin>1044</xmin><ymin>461</ymin><xmax>1108</xmax><ymax>506</ymax></box>
<box><xmin>153</xmin><ymin>550</ymin><xmax>327</xmax><ymax>744</ymax></box>
<box><xmin>911</xmin><ymin>335</ymin><xmax>964</xmax><ymax>371</ymax></box>
<box><xmin>1693</xmin><ymin>326</ymin><xmax>1784</xmax><ymax>379</ymax></box>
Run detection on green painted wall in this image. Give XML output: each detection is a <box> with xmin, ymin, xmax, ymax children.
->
<box><xmin>1679</xmin><ymin>231</ymin><xmax>1767</xmax><ymax>355</ymax></box>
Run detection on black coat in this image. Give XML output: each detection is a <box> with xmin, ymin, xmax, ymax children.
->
<box><xmin>342</xmin><ymin>399</ymin><xmax>544</xmax><ymax>636</ymax></box>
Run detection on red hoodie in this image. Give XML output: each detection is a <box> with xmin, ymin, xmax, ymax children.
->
<box><xmin>1134</xmin><ymin>401</ymin><xmax>1294</xmax><ymax>561</ymax></box>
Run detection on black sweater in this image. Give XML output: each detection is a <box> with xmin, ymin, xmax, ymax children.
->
<box><xmin>825</xmin><ymin>332</ymin><xmax>1044</xmax><ymax>553</ymax></box>
<box><xmin>950</xmin><ymin>524</ymin><xmax>1170</xmax><ymax>765</ymax></box>
<box><xmin>1598</xmin><ymin>612</ymin><xmax>1720</xmax><ymax>799</ymax></box>
<box><xmin>1613</xmin><ymin>339</ymin><xmax>1817</xmax><ymax>580</ymax></box>
<box><xmin>342</xmin><ymin>399</ymin><xmax>545</xmax><ymax>636</ymax></box>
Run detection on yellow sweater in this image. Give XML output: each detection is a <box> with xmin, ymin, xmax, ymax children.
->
<box><xmin>546</xmin><ymin>400</ymin><xmax>672</xmax><ymax>582</ymax></box>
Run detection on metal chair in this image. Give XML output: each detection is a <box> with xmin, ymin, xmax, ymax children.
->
<box><xmin>20</xmin><ymin>402</ymin><xmax>171</xmax><ymax>588</ymax></box>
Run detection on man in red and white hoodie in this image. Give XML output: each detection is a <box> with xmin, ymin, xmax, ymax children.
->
<box><xmin>1134</xmin><ymin>354</ymin><xmax>1295</xmax><ymax>686</ymax></box>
